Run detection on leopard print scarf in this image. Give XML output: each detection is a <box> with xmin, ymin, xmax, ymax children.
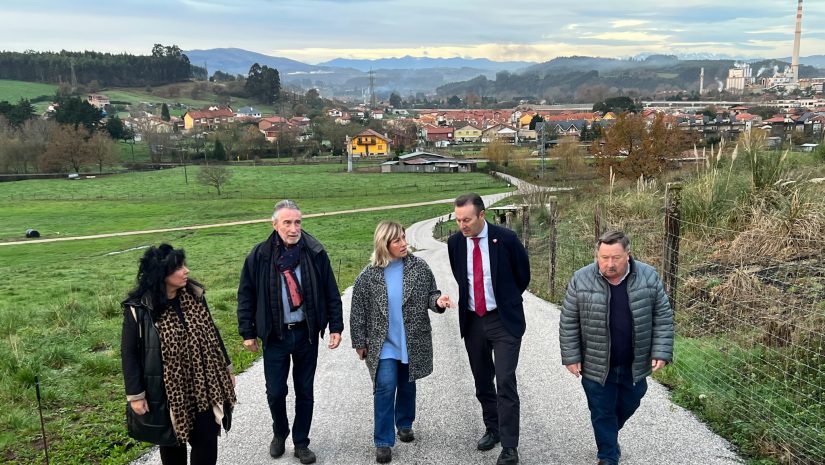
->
<box><xmin>156</xmin><ymin>288</ymin><xmax>236</xmax><ymax>442</ymax></box>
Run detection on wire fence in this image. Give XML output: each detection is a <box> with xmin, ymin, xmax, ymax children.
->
<box><xmin>492</xmin><ymin>190</ymin><xmax>824</xmax><ymax>465</ymax></box>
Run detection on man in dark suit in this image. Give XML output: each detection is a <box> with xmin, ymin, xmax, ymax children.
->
<box><xmin>447</xmin><ymin>193</ymin><xmax>531</xmax><ymax>465</ymax></box>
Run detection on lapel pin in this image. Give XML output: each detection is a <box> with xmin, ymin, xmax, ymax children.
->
<box><xmin>493</xmin><ymin>239</ymin><xmax>498</xmax><ymax>244</ymax></box>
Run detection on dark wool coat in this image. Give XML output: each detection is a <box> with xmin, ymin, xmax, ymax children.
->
<box><xmin>237</xmin><ymin>230</ymin><xmax>344</xmax><ymax>344</ymax></box>
<box><xmin>559</xmin><ymin>258</ymin><xmax>674</xmax><ymax>385</ymax></box>
<box><xmin>350</xmin><ymin>254</ymin><xmax>445</xmax><ymax>385</ymax></box>
<box><xmin>447</xmin><ymin>222</ymin><xmax>531</xmax><ymax>339</ymax></box>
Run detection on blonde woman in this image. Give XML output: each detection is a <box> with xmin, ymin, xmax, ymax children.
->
<box><xmin>350</xmin><ymin>221</ymin><xmax>453</xmax><ymax>464</ymax></box>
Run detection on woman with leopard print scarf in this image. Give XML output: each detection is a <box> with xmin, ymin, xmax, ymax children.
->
<box><xmin>122</xmin><ymin>244</ymin><xmax>237</xmax><ymax>465</ymax></box>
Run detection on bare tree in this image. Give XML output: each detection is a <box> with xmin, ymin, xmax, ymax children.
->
<box><xmin>19</xmin><ymin>119</ymin><xmax>55</xmax><ymax>173</ymax></box>
<box><xmin>483</xmin><ymin>139</ymin><xmax>514</xmax><ymax>167</ymax></box>
<box><xmin>86</xmin><ymin>130</ymin><xmax>117</xmax><ymax>173</ymax></box>
<box><xmin>197</xmin><ymin>165</ymin><xmax>232</xmax><ymax>195</ymax></box>
<box><xmin>39</xmin><ymin>125</ymin><xmax>92</xmax><ymax>173</ymax></box>
<box><xmin>240</xmin><ymin>125</ymin><xmax>268</xmax><ymax>160</ymax></box>
<box><xmin>212</xmin><ymin>125</ymin><xmax>241</xmax><ymax>160</ymax></box>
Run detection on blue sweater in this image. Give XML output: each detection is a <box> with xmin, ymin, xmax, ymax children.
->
<box><xmin>379</xmin><ymin>259</ymin><xmax>408</xmax><ymax>362</ymax></box>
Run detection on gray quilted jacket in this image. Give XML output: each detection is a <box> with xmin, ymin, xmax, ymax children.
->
<box><xmin>559</xmin><ymin>258</ymin><xmax>674</xmax><ymax>385</ymax></box>
<box><xmin>350</xmin><ymin>254</ymin><xmax>445</xmax><ymax>385</ymax></box>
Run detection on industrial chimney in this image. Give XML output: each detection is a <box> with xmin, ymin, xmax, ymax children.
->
<box><xmin>700</xmin><ymin>68</ymin><xmax>704</xmax><ymax>94</ymax></box>
<box><xmin>792</xmin><ymin>0</ymin><xmax>803</xmax><ymax>83</ymax></box>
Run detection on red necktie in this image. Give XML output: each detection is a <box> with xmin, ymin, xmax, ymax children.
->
<box><xmin>283</xmin><ymin>269</ymin><xmax>303</xmax><ymax>310</ymax></box>
<box><xmin>471</xmin><ymin>237</ymin><xmax>487</xmax><ymax>317</ymax></box>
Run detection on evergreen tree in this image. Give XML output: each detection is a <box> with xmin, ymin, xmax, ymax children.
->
<box><xmin>54</xmin><ymin>96</ymin><xmax>103</xmax><ymax>132</ymax></box>
<box><xmin>161</xmin><ymin>103</ymin><xmax>171</xmax><ymax>121</ymax></box>
<box><xmin>213</xmin><ymin>139</ymin><xmax>226</xmax><ymax>161</ymax></box>
<box><xmin>0</xmin><ymin>99</ymin><xmax>36</xmax><ymax>128</ymax></box>
<box><xmin>244</xmin><ymin>63</ymin><xmax>280</xmax><ymax>104</ymax></box>
<box><xmin>105</xmin><ymin>115</ymin><xmax>126</xmax><ymax>140</ymax></box>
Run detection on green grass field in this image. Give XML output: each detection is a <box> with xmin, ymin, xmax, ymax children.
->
<box><xmin>0</xmin><ymin>80</ymin><xmax>57</xmax><ymax>102</ymax></box>
<box><xmin>100</xmin><ymin>83</ymin><xmax>278</xmax><ymax>114</ymax></box>
<box><xmin>0</xmin><ymin>79</ymin><xmax>279</xmax><ymax>116</ymax></box>
<box><xmin>0</xmin><ymin>165</ymin><xmax>508</xmax><ymax>464</ymax></box>
<box><xmin>0</xmin><ymin>165</ymin><xmax>504</xmax><ymax>241</ymax></box>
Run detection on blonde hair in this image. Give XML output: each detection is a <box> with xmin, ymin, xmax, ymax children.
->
<box><xmin>370</xmin><ymin>221</ymin><xmax>405</xmax><ymax>268</ymax></box>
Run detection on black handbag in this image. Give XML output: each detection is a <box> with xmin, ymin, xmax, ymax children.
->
<box><xmin>222</xmin><ymin>400</ymin><xmax>233</xmax><ymax>432</ymax></box>
<box><xmin>126</xmin><ymin>400</ymin><xmax>178</xmax><ymax>446</ymax></box>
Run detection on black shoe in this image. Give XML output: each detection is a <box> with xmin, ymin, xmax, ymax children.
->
<box><xmin>294</xmin><ymin>447</ymin><xmax>317</xmax><ymax>464</ymax></box>
<box><xmin>477</xmin><ymin>429</ymin><xmax>500</xmax><ymax>451</ymax></box>
<box><xmin>497</xmin><ymin>447</ymin><xmax>519</xmax><ymax>465</ymax></box>
<box><xmin>269</xmin><ymin>436</ymin><xmax>285</xmax><ymax>458</ymax></box>
<box><xmin>397</xmin><ymin>428</ymin><xmax>415</xmax><ymax>443</ymax></box>
<box><xmin>376</xmin><ymin>446</ymin><xmax>392</xmax><ymax>463</ymax></box>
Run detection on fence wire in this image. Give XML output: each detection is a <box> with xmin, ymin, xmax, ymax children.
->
<box><xmin>517</xmin><ymin>201</ymin><xmax>824</xmax><ymax>465</ymax></box>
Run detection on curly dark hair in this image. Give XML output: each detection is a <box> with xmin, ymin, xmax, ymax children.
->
<box><xmin>125</xmin><ymin>244</ymin><xmax>187</xmax><ymax>319</ymax></box>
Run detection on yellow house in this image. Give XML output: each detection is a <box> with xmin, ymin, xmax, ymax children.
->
<box><xmin>518</xmin><ymin>112</ymin><xmax>536</xmax><ymax>128</ymax></box>
<box><xmin>454</xmin><ymin>124</ymin><xmax>482</xmax><ymax>142</ymax></box>
<box><xmin>182</xmin><ymin>107</ymin><xmax>235</xmax><ymax>131</ymax></box>
<box><xmin>602</xmin><ymin>112</ymin><xmax>617</xmax><ymax>120</ymax></box>
<box><xmin>348</xmin><ymin>129</ymin><xmax>389</xmax><ymax>156</ymax></box>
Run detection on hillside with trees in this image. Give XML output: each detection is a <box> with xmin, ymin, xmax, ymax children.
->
<box><xmin>436</xmin><ymin>55</ymin><xmax>824</xmax><ymax>102</ymax></box>
<box><xmin>0</xmin><ymin>44</ymin><xmax>205</xmax><ymax>88</ymax></box>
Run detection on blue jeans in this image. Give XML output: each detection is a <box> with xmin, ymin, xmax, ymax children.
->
<box><xmin>581</xmin><ymin>364</ymin><xmax>648</xmax><ymax>465</ymax></box>
<box><xmin>263</xmin><ymin>324</ymin><xmax>318</xmax><ymax>448</ymax></box>
<box><xmin>374</xmin><ymin>359</ymin><xmax>416</xmax><ymax>448</ymax></box>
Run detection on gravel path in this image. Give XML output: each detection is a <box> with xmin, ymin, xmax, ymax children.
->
<box><xmin>131</xmin><ymin>191</ymin><xmax>742</xmax><ymax>465</ymax></box>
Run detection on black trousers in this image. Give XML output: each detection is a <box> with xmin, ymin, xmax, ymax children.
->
<box><xmin>159</xmin><ymin>409</ymin><xmax>220</xmax><ymax>465</ymax></box>
<box><xmin>463</xmin><ymin>310</ymin><xmax>522</xmax><ymax>448</ymax></box>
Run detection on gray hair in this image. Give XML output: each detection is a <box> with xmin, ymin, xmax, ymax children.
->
<box><xmin>596</xmin><ymin>230</ymin><xmax>631</xmax><ymax>252</ymax></box>
<box><xmin>272</xmin><ymin>199</ymin><xmax>301</xmax><ymax>221</ymax></box>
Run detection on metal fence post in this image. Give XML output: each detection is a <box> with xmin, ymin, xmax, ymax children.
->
<box><xmin>521</xmin><ymin>205</ymin><xmax>530</xmax><ymax>252</ymax></box>
<box><xmin>546</xmin><ymin>197</ymin><xmax>558</xmax><ymax>300</ymax></box>
<box><xmin>662</xmin><ymin>182</ymin><xmax>683</xmax><ymax>311</ymax></box>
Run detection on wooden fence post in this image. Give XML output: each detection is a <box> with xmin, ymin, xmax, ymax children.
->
<box><xmin>662</xmin><ymin>182</ymin><xmax>683</xmax><ymax>311</ymax></box>
<box><xmin>521</xmin><ymin>205</ymin><xmax>530</xmax><ymax>252</ymax></box>
<box><xmin>505</xmin><ymin>210</ymin><xmax>513</xmax><ymax>229</ymax></box>
<box><xmin>546</xmin><ymin>197</ymin><xmax>558</xmax><ymax>300</ymax></box>
<box><xmin>594</xmin><ymin>203</ymin><xmax>602</xmax><ymax>243</ymax></box>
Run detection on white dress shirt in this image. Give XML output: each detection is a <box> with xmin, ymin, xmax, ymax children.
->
<box><xmin>466</xmin><ymin>222</ymin><xmax>497</xmax><ymax>313</ymax></box>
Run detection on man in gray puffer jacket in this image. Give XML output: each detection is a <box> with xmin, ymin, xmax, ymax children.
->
<box><xmin>559</xmin><ymin>231</ymin><xmax>673</xmax><ymax>465</ymax></box>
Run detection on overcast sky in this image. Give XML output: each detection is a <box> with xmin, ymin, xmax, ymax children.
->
<box><xmin>1</xmin><ymin>0</ymin><xmax>823</xmax><ymax>64</ymax></box>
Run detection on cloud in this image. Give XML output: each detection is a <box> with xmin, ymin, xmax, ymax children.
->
<box><xmin>610</xmin><ymin>19</ymin><xmax>650</xmax><ymax>28</ymax></box>
<box><xmin>0</xmin><ymin>0</ymin><xmax>823</xmax><ymax>62</ymax></box>
<box><xmin>582</xmin><ymin>31</ymin><xmax>671</xmax><ymax>43</ymax></box>
<box><xmin>179</xmin><ymin>0</ymin><xmax>237</xmax><ymax>12</ymax></box>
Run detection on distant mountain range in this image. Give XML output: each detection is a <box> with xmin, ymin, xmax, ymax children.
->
<box><xmin>182</xmin><ymin>48</ymin><xmax>825</xmax><ymax>101</ymax></box>
<box><xmin>184</xmin><ymin>48</ymin><xmax>326</xmax><ymax>75</ymax></box>
<box><xmin>317</xmin><ymin>56</ymin><xmax>534</xmax><ymax>72</ymax></box>
<box><xmin>780</xmin><ymin>55</ymin><xmax>825</xmax><ymax>69</ymax></box>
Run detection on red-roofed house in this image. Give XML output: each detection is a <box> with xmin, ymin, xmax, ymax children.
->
<box><xmin>421</xmin><ymin>125</ymin><xmax>454</xmax><ymax>147</ymax></box>
<box><xmin>258</xmin><ymin>117</ymin><xmax>296</xmax><ymax>142</ymax></box>
<box><xmin>183</xmin><ymin>107</ymin><xmax>235</xmax><ymax>131</ymax></box>
<box><xmin>348</xmin><ymin>129</ymin><xmax>390</xmax><ymax>157</ymax></box>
